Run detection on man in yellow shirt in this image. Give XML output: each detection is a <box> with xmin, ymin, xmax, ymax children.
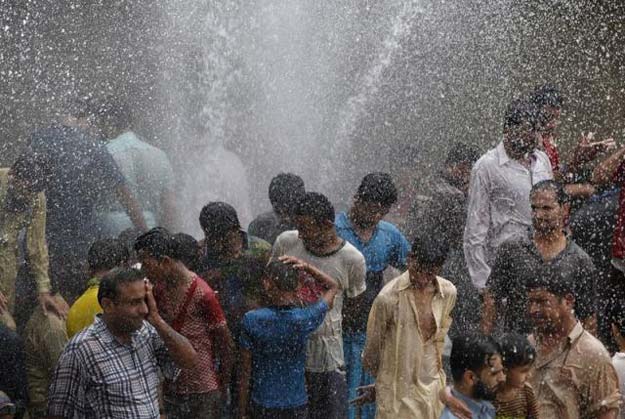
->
<box><xmin>66</xmin><ymin>238</ymin><xmax>130</xmax><ymax>337</ymax></box>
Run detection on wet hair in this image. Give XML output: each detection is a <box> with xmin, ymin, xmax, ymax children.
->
<box><xmin>410</xmin><ymin>237</ymin><xmax>449</xmax><ymax>269</ymax></box>
<box><xmin>97</xmin><ymin>267</ymin><xmax>145</xmax><ymax>305</ymax></box>
<box><xmin>450</xmin><ymin>334</ymin><xmax>501</xmax><ymax>382</ymax></box>
<box><xmin>445</xmin><ymin>143</ymin><xmax>480</xmax><ymax>166</ymax></box>
<box><xmin>503</xmin><ymin>99</ymin><xmax>540</xmax><ymax>131</ymax></box>
<box><xmin>269</xmin><ymin>173</ymin><xmax>306</xmax><ymax>213</ymax></box>
<box><xmin>134</xmin><ymin>227</ymin><xmax>193</xmax><ymax>263</ymax></box>
<box><xmin>87</xmin><ymin>239</ymin><xmax>130</xmax><ymax>272</ymax></box>
<box><xmin>199</xmin><ymin>202</ymin><xmax>241</xmax><ymax>238</ymax></box>
<box><xmin>94</xmin><ymin>96</ymin><xmax>133</xmax><ymax>132</ymax></box>
<box><xmin>172</xmin><ymin>233</ymin><xmax>200</xmax><ymax>270</ymax></box>
<box><xmin>356</xmin><ymin>172</ymin><xmax>398</xmax><ymax>207</ymax></box>
<box><xmin>526</xmin><ymin>265</ymin><xmax>575</xmax><ymax>299</ymax></box>
<box><xmin>9</xmin><ymin>153</ymin><xmax>48</xmax><ymax>192</ymax></box>
<box><xmin>531</xmin><ymin>84</ymin><xmax>564</xmax><ymax>109</ymax></box>
<box><xmin>530</xmin><ymin>180</ymin><xmax>568</xmax><ymax>205</ymax></box>
<box><xmin>118</xmin><ymin>228</ymin><xmax>143</xmax><ymax>257</ymax></box>
<box><xmin>293</xmin><ymin>192</ymin><xmax>335</xmax><ymax>225</ymax></box>
<box><xmin>64</xmin><ymin>95</ymin><xmax>96</xmax><ymax>119</ymax></box>
<box><xmin>265</xmin><ymin>259</ymin><xmax>301</xmax><ymax>292</ymax></box>
<box><xmin>499</xmin><ymin>333</ymin><xmax>536</xmax><ymax>369</ymax></box>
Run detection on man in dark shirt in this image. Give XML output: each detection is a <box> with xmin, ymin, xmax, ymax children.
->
<box><xmin>482</xmin><ymin>180</ymin><xmax>597</xmax><ymax>335</ymax></box>
<box><xmin>0</xmin><ymin>324</ymin><xmax>27</xmax><ymax>419</ymax></box>
<box><xmin>24</xmin><ymin>99</ymin><xmax>146</xmax><ymax>302</ymax></box>
<box><xmin>248</xmin><ymin>173</ymin><xmax>306</xmax><ymax>244</ymax></box>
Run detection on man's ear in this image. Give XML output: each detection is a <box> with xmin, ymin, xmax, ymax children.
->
<box><xmin>563</xmin><ymin>293</ymin><xmax>576</xmax><ymax>310</ymax></box>
<box><xmin>462</xmin><ymin>369</ymin><xmax>476</xmax><ymax>386</ymax></box>
<box><xmin>100</xmin><ymin>297</ymin><xmax>113</xmax><ymax>311</ymax></box>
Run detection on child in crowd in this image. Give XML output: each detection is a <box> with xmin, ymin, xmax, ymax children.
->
<box><xmin>494</xmin><ymin>334</ymin><xmax>540</xmax><ymax>419</ymax></box>
<box><xmin>611</xmin><ymin>320</ymin><xmax>625</xmax><ymax>419</ymax></box>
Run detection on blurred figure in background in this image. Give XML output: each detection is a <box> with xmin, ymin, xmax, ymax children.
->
<box><xmin>0</xmin><ymin>324</ymin><xmax>27</xmax><ymax>419</ymax></box>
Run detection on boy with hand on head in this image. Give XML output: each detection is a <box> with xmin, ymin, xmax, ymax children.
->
<box><xmin>238</xmin><ymin>256</ymin><xmax>339</xmax><ymax>419</ymax></box>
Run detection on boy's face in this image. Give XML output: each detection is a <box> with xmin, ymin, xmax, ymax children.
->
<box><xmin>505</xmin><ymin>364</ymin><xmax>532</xmax><ymax>389</ymax></box>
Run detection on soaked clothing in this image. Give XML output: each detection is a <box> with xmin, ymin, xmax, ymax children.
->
<box><xmin>248</xmin><ymin>211</ymin><xmax>295</xmax><ymax>244</ymax></box>
<box><xmin>66</xmin><ymin>277</ymin><xmax>102</xmax><ymax>338</ymax></box>
<box><xmin>464</xmin><ymin>142</ymin><xmax>553</xmax><ymax>289</ymax></box>
<box><xmin>362</xmin><ymin>272</ymin><xmax>456</xmax><ymax>419</ymax></box>
<box><xmin>23</xmin><ymin>299</ymin><xmax>69</xmax><ymax>415</ymax></box>
<box><xmin>0</xmin><ymin>168</ymin><xmax>51</xmax><ymax>318</ymax></box>
<box><xmin>487</xmin><ymin>233</ymin><xmax>597</xmax><ymax>334</ymax></box>
<box><xmin>440</xmin><ymin>389</ymin><xmax>496</xmax><ymax>419</ymax></box>
<box><xmin>97</xmin><ymin>131</ymin><xmax>175</xmax><ymax>237</ymax></box>
<box><xmin>48</xmin><ymin>315</ymin><xmax>179</xmax><ymax>419</ymax></box>
<box><xmin>530</xmin><ymin>322</ymin><xmax>620</xmax><ymax>419</ymax></box>
<box><xmin>493</xmin><ymin>383</ymin><xmax>539</xmax><ymax>419</ymax></box>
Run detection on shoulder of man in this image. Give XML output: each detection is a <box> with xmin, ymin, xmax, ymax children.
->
<box><xmin>577</xmin><ymin>329</ymin><xmax>612</xmax><ymax>363</ymax></box>
<box><xmin>436</xmin><ymin>275</ymin><xmax>457</xmax><ymax>297</ymax></box>
<box><xmin>274</xmin><ymin>230</ymin><xmax>300</xmax><ymax>248</ymax></box>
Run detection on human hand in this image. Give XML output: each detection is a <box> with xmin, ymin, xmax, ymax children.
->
<box><xmin>573</xmin><ymin>133</ymin><xmax>617</xmax><ymax>165</ymax></box>
<box><xmin>39</xmin><ymin>292</ymin><xmax>69</xmax><ymax>319</ymax></box>
<box><xmin>278</xmin><ymin>255</ymin><xmax>309</xmax><ymax>270</ymax></box>
<box><xmin>0</xmin><ymin>291</ymin><xmax>7</xmax><ymax>314</ymax></box>
<box><xmin>144</xmin><ymin>278</ymin><xmax>161</xmax><ymax>324</ymax></box>
<box><xmin>350</xmin><ymin>384</ymin><xmax>376</xmax><ymax>406</ymax></box>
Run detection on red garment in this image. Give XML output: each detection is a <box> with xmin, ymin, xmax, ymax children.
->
<box><xmin>156</xmin><ymin>275</ymin><xmax>227</xmax><ymax>394</ymax></box>
<box><xmin>612</xmin><ymin>161</ymin><xmax>625</xmax><ymax>260</ymax></box>
<box><xmin>542</xmin><ymin>136</ymin><xmax>560</xmax><ymax>172</ymax></box>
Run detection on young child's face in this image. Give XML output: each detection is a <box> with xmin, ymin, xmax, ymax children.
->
<box><xmin>506</xmin><ymin>364</ymin><xmax>533</xmax><ymax>388</ymax></box>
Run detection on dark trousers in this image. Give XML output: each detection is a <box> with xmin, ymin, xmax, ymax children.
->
<box><xmin>306</xmin><ymin>370</ymin><xmax>348</xmax><ymax>419</ymax></box>
<box><xmin>251</xmin><ymin>402</ymin><xmax>308</xmax><ymax>419</ymax></box>
<box><xmin>164</xmin><ymin>391</ymin><xmax>222</xmax><ymax>419</ymax></box>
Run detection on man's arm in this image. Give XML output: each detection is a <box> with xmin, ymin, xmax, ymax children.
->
<box><xmin>116</xmin><ymin>184</ymin><xmax>148</xmax><ymax>232</ymax></box>
<box><xmin>160</xmin><ymin>188</ymin><xmax>178</xmax><ymax>231</ymax></box>
<box><xmin>463</xmin><ymin>166</ymin><xmax>492</xmax><ymax>290</ymax></box>
<box><xmin>592</xmin><ymin>146</ymin><xmax>625</xmax><ymax>186</ymax></box>
<box><xmin>278</xmin><ymin>256</ymin><xmax>339</xmax><ymax>307</ymax></box>
<box><xmin>362</xmin><ymin>295</ymin><xmax>389</xmax><ymax>377</ymax></box>
<box><xmin>237</xmin><ymin>348</ymin><xmax>253</xmax><ymax>419</ymax></box>
<box><xmin>145</xmin><ymin>280</ymin><xmax>197</xmax><ymax>369</ymax></box>
<box><xmin>213</xmin><ymin>325</ymin><xmax>234</xmax><ymax>392</ymax></box>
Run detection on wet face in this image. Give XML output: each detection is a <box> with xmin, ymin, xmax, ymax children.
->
<box><xmin>101</xmin><ymin>280</ymin><xmax>149</xmax><ymax>333</ymax></box>
<box><xmin>206</xmin><ymin>229</ymin><xmax>244</xmax><ymax>261</ymax></box>
<box><xmin>531</xmin><ymin>189</ymin><xmax>565</xmax><ymax>234</ymax></box>
<box><xmin>505</xmin><ymin>121</ymin><xmax>538</xmax><ymax>158</ymax></box>
<box><xmin>137</xmin><ymin>251</ymin><xmax>167</xmax><ymax>283</ymax></box>
<box><xmin>540</xmin><ymin>105</ymin><xmax>561</xmax><ymax>134</ymax></box>
<box><xmin>473</xmin><ymin>354</ymin><xmax>506</xmax><ymax>400</ymax></box>
<box><xmin>446</xmin><ymin>162</ymin><xmax>473</xmax><ymax>193</ymax></box>
<box><xmin>294</xmin><ymin>215</ymin><xmax>332</xmax><ymax>248</ymax></box>
<box><xmin>407</xmin><ymin>256</ymin><xmax>440</xmax><ymax>288</ymax></box>
<box><xmin>351</xmin><ymin>199</ymin><xmax>389</xmax><ymax>229</ymax></box>
<box><xmin>505</xmin><ymin>364</ymin><xmax>533</xmax><ymax>389</ymax></box>
<box><xmin>528</xmin><ymin>288</ymin><xmax>572</xmax><ymax>334</ymax></box>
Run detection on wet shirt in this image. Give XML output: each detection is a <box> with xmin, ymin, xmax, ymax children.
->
<box><xmin>493</xmin><ymin>383</ymin><xmax>539</xmax><ymax>419</ymax></box>
<box><xmin>440</xmin><ymin>389</ymin><xmax>496</xmax><ymax>419</ymax></box>
<box><xmin>28</xmin><ymin>125</ymin><xmax>125</xmax><ymax>251</ymax></box>
<box><xmin>530</xmin><ymin>322</ymin><xmax>620</xmax><ymax>419</ymax></box>
<box><xmin>156</xmin><ymin>275</ymin><xmax>226</xmax><ymax>395</ymax></box>
<box><xmin>487</xmin><ymin>234</ymin><xmax>597</xmax><ymax>334</ymax></box>
<box><xmin>362</xmin><ymin>272</ymin><xmax>456</xmax><ymax>419</ymax></box>
<box><xmin>611</xmin><ymin>352</ymin><xmax>625</xmax><ymax>419</ymax></box>
<box><xmin>48</xmin><ymin>315</ymin><xmax>178</xmax><ymax>419</ymax></box>
<box><xmin>239</xmin><ymin>300</ymin><xmax>328</xmax><ymax>409</ymax></box>
<box><xmin>464</xmin><ymin>142</ymin><xmax>553</xmax><ymax>289</ymax></box>
<box><xmin>248</xmin><ymin>210</ymin><xmax>295</xmax><ymax>245</ymax></box>
<box><xmin>335</xmin><ymin>212</ymin><xmax>409</xmax><ymax>333</ymax></box>
<box><xmin>272</xmin><ymin>230</ymin><xmax>366</xmax><ymax>373</ymax></box>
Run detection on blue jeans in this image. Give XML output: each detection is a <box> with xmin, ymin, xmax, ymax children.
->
<box><xmin>344</xmin><ymin>331</ymin><xmax>375</xmax><ymax>419</ymax></box>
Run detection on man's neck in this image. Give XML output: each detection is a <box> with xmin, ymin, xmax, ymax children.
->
<box><xmin>533</xmin><ymin>230</ymin><xmax>567</xmax><ymax>259</ymax></box>
<box><xmin>537</xmin><ymin>317</ymin><xmax>577</xmax><ymax>350</ymax></box>
<box><xmin>453</xmin><ymin>384</ymin><xmax>481</xmax><ymax>405</ymax></box>
<box><xmin>102</xmin><ymin>315</ymin><xmax>132</xmax><ymax>345</ymax></box>
<box><xmin>304</xmin><ymin>234</ymin><xmax>342</xmax><ymax>256</ymax></box>
<box><xmin>347</xmin><ymin>210</ymin><xmax>376</xmax><ymax>241</ymax></box>
<box><xmin>167</xmin><ymin>265</ymin><xmax>194</xmax><ymax>289</ymax></box>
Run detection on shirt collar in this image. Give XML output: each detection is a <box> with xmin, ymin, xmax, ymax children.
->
<box><xmin>396</xmin><ymin>271</ymin><xmax>444</xmax><ymax>297</ymax></box>
<box><xmin>496</xmin><ymin>141</ymin><xmax>511</xmax><ymax>166</ymax></box>
<box><xmin>451</xmin><ymin>389</ymin><xmax>496</xmax><ymax>417</ymax></box>
<box><xmin>93</xmin><ymin>314</ymin><xmax>146</xmax><ymax>347</ymax></box>
<box><xmin>567</xmin><ymin>321</ymin><xmax>584</xmax><ymax>344</ymax></box>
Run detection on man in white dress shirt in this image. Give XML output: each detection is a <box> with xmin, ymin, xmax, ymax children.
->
<box><xmin>463</xmin><ymin>99</ymin><xmax>553</xmax><ymax>290</ymax></box>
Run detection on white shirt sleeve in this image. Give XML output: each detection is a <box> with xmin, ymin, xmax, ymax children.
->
<box><xmin>463</xmin><ymin>164</ymin><xmax>492</xmax><ymax>289</ymax></box>
<box><xmin>346</xmin><ymin>251</ymin><xmax>367</xmax><ymax>298</ymax></box>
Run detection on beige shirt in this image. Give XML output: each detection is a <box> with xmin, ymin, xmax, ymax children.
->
<box><xmin>273</xmin><ymin>230</ymin><xmax>367</xmax><ymax>372</ymax></box>
<box><xmin>362</xmin><ymin>272</ymin><xmax>456</xmax><ymax>419</ymax></box>
<box><xmin>531</xmin><ymin>322</ymin><xmax>621</xmax><ymax>419</ymax></box>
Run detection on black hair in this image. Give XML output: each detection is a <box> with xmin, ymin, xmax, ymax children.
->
<box><xmin>499</xmin><ymin>333</ymin><xmax>536</xmax><ymax>369</ymax></box>
<box><xmin>269</xmin><ymin>173</ymin><xmax>306</xmax><ymax>212</ymax></box>
<box><xmin>199</xmin><ymin>202</ymin><xmax>241</xmax><ymax>238</ymax></box>
<box><xmin>293</xmin><ymin>192</ymin><xmax>335</xmax><ymax>224</ymax></box>
<box><xmin>118</xmin><ymin>228</ymin><xmax>143</xmax><ymax>256</ymax></box>
<box><xmin>172</xmin><ymin>233</ymin><xmax>200</xmax><ymax>271</ymax></box>
<box><xmin>134</xmin><ymin>227</ymin><xmax>194</xmax><ymax>263</ymax></box>
<box><xmin>503</xmin><ymin>99</ymin><xmax>540</xmax><ymax>131</ymax></box>
<box><xmin>356</xmin><ymin>172</ymin><xmax>398</xmax><ymax>207</ymax></box>
<box><xmin>450</xmin><ymin>334</ymin><xmax>501</xmax><ymax>382</ymax></box>
<box><xmin>10</xmin><ymin>153</ymin><xmax>48</xmax><ymax>191</ymax></box>
<box><xmin>265</xmin><ymin>259</ymin><xmax>301</xmax><ymax>292</ymax></box>
<box><xmin>87</xmin><ymin>239</ymin><xmax>130</xmax><ymax>272</ymax></box>
<box><xmin>530</xmin><ymin>179</ymin><xmax>568</xmax><ymax>205</ymax></box>
<box><xmin>97</xmin><ymin>267</ymin><xmax>145</xmax><ymax>305</ymax></box>
<box><xmin>445</xmin><ymin>143</ymin><xmax>480</xmax><ymax>166</ymax></box>
<box><xmin>531</xmin><ymin>84</ymin><xmax>564</xmax><ymax>109</ymax></box>
<box><xmin>94</xmin><ymin>96</ymin><xmax>133</xmax><ymax>132</ymax></box>
<box><xmin>526</xmin><ymin>265</ymin><xmax>575</xmax><ymax>299</ymax></box>
<box><xmin>410</xmin><ymin>237</ymin><xmax>449</xmax><ymax>269</ymax></box>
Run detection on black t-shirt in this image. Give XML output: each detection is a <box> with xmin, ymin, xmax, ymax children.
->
<box><xmin>28</xmin><ymin>125</ymin><xmax>125</xmax><ymax>250</ymax></box>
<box><xmin>487</xmin><ymin>234</ymin><xmax>597</xmax><ymax>334</ymax></box>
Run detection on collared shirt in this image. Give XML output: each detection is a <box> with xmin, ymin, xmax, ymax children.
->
<box><xmin>487</xmin><ymin>233</ymin><xmax>597</xmax><ymax>334</ymax></box>
<box><xmin>362</xmin><ymin>272</ymin><xmax>456</xmax><ymax>419</ymax></box>
<box><xmin>0</xmin><ymin>168</ymin><xmax>51</xmax><ymax>316</ymax></box>
<box><xmin>48</xmin><ymin>315</ymin><xmax>179</xmax><ymax>419</ymax></box>
<box><xmin>273</xmin><ymin>230</ymin><xmax>366</xmax><ymax>372</ymax></box>
<box><xmin>530</xmin><ymin>322</ymin><xmax>621</xmax><ymax>419</ymax></box>
<box><xmin>96</xmin><ymin>131</ymin><xmax>175</xmax><ymax>236</ymax></box>
<box><xmin>335</xmin><ymin>212</ymin><xmax>409</xmax><ymax>333</ymax></box>
<box><xmin>464</xmin><ymin>142</ymin><xmax>553</xmax><ymax>289</ymax></box>
<box><xmin>23</xmin><ymin>300</ymin><xmax>68</xmax><ymax>412</ymax></box>
<box><xmin>440</xmin><ymin>389</ymin><xmax>496</xmax><ymax>419</ymax></box>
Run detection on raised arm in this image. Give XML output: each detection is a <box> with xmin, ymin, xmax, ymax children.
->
<box><xmin>278</xmin><ymin>255</ymin><xmax>339</xmax><ymax>308</ymax></box>
<box><xmin>592</xmin><ymin>146</ymin><xmax>625</xmax><ymax>186</ymax></box>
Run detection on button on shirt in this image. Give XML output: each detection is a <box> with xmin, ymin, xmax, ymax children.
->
<box><xmin>440</xmin><ymin>389</ymin><xmax>496</xmax><ymax>419</ymax></box>
<box><xmin>48</xmin><ymin>315</ymin><xmax>179</xmax><ymax>419</ymax></box>
<box><xmin>464</xmin><ymin>142</ymin><xmax>553</xmax><ymax>289</ymax></box>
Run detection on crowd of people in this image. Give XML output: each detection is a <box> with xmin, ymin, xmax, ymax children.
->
<box><xmin>1</xmin><ymin>84</ymin><xmax>625</xmax><ymax>419</ymax></box>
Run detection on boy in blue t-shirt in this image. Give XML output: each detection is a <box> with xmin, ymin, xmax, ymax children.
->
<box><xmin>238</xmin><ymin>256</ymin><xmax>339</xmax><ymax>419</ymax></box>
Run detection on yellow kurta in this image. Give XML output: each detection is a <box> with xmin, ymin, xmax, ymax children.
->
<box><xmin>363</xmin><ymin>272</ymin><xmax>457</xmax><ymax>419</ymax></box>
